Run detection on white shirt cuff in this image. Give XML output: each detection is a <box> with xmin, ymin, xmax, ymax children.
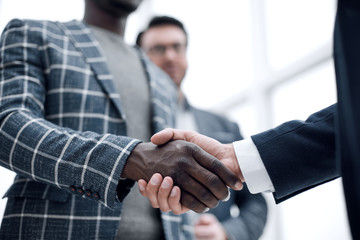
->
<box><xmin>233</xmin><ymin>138</ymin><xmax>275</xmax><ymax>193</ymax></box>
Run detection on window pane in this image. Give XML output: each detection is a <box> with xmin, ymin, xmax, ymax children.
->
<box><xmin>265</xmin><ymin>0</ymin><xmax>336</xmax><ymax>70</ymax></box>
<box><xmin>271</xmin><ymin>60</ymin><xmax>336</xmax><ymax>126</ymax></box>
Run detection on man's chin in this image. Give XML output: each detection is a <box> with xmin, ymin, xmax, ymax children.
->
<box><xmin>110</xmin><ymin>0</ymin><xmax>140</xmax><ymax>14</ymax></box>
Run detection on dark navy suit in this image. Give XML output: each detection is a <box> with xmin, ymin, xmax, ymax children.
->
<box><xmin>190</xmin><ymin>105</ymin><xmax>268</xmax><ymax>240</ymax></box>
<box><xmin>251</xmin><ymin>1</ymin><xmax>360</xmax><ymax>238</ymax></box>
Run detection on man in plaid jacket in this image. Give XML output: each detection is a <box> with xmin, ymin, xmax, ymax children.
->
<box><xmin>0</xmin><ymin>0</ymin><xmax>241</xmax><ymax>239</ymax></box>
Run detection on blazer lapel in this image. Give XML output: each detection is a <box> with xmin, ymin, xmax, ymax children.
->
<box><xmin>137</xmin><ymin>49</ymin><xmax>177</xmax><ymax>133</ymax></box>
<box><xmin>57</xmin><ymin>20</ymin><xmax>124</xmax><ymax>118</ymax></box>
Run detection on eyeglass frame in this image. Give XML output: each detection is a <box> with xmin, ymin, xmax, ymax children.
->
<box><xmin>145</xmin><ymin>42</ymin><xmax>187</xmax><ymax>57</ymax></box>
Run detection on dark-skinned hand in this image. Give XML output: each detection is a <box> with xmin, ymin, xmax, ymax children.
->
<box><xmin>121</xmin><ymin>140</ymin><xmax>240</xmax><ymax>213</ymax></box>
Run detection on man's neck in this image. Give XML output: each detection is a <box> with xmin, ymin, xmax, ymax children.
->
<box><xmin>177</xmin><ymin>90</ymin><xmax>184</xmax><ymax>103</ymax></box>
<box><xmin>83</xmin><ymin>2</ymin><xmax>128</xmax><ymax>36</ymax></box>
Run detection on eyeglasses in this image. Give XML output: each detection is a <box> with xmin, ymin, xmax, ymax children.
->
<box><xmin>146</xmin><ymin>43</ymin><xmax>187</xmax><ymax>57</ymax></box>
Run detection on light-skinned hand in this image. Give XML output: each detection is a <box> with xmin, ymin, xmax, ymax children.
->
<box><xmin>194</xmin><ymin>213</ymin><xmax>228</xmax><ymax>240</ymax></box>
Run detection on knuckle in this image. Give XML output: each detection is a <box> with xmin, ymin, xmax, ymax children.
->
<box><xmin>150</xmin><ymin>202</ymin><xmax>159</xmax><ymax>208</ymax></box>
<box><xmin>160</xmin><ymin>206</ymin><xmax>171</xmax><ymax>212</ymax></box>
<box><xmin>172</xmin><ymin>209</ymin><xmax>181</xmax><ymax>215</ymax></box>
<box><xmin>182</xmin><ymin>195</ymin><xmax>202</xmax><ymax>212</ymax></box>
<box><xmin>175</xmin><ymin>157</ymin><xmax>191</xmax><ymax>172</ymax></box>
<box><xmin>199</xmin><ymin>190</ymin><xmax>218</xmax><ymax>208</ymax></box>
<box><xmin>206</xmin><ymin>175</ymin><xmax>228</xmax><ymax>200</ymax></box>
<box><xmin>181</xmin><ymin>141</ymin><xmax>198</xmax><ymax>155</ymax></box>
<box><xmin>206</xmin><ymin>174</ymin><xmax>222</xmax><ymax>189</ymax></box>
<box><xmin>209</xmin><ymin>158</ymin><xmax>221</xmax><ymax>171</ymax></box>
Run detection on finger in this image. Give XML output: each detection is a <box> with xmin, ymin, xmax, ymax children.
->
<box><xmin>186</xmin><ymin>149</ymin><xmax>230</xmax><ymax>201</ymax></box>
<box><xmin>180</xmin><ymin>191</ymin><xmax>210</xmax><ymax>213</ymax></box>
<box><xmin>138</xmin><ymin>179</ymin><xmax>148</xmax><ymax>197</ymax></box>
<box><xmin>157</xmin><ymin>176</ymin><xmax>174</xmax><ymax>212</ymax></box>
<box><xmin>176</xmin><ymin>175</ymin><xmax>219</xmax><ymax>209</ymax></box>
<box><xmin>151</xmin><ymin>128</ymin><xmax>176</xmax><ymax>145</ymax></box>
<box><xmin>145</xmin><ymin>173</ymin><xmax>163</xmax><ymax>208</ymax></box>
<box><xmin>191</xmin><ymin>147</ymin><xmax>243</xmax><ymax>196</ymax></box>
<box><xmin>196</xmin><ymin>213</ymin><xmax>216</xmax><ymax>225</ymax></box>
<box><xmin>151</xmin><ymin>128</ymin><xmax>220</xmax><ymax>154</ymax></box>
<box><xmin>168</xmin><ymin>186</ymin><xmax>190</xmax><ymax>215</ymax></box>
<box><xmin>151</xmin><ymin>128</ymin><xmax>200</xmax><ymax>145</ymax></box>
<box><xmin>194</xmin><ymin>225</ymin><xmax>214</xmax><ymax>238</ymax></box>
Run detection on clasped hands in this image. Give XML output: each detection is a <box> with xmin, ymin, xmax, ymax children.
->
<box><xmin>123</xmin><ymin>128</ymin><xmax>244</xmax><ymax>214</ymax></box>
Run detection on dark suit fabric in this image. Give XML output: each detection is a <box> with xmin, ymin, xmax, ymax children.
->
<box><xmin>252</xmin><ymin>1</ymin><xmax>360</xmax><ymax>238</ymax></box>
<box><xmin>190</xmin><ymin>106</ymin><xmax>268</xmax><ymax>240</ymax></box>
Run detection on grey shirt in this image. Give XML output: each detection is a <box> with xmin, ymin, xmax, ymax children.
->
<box><xmin>90</xmin><ymin>26</ymin><xmax>164</xmax><ymax>240</ymax></box>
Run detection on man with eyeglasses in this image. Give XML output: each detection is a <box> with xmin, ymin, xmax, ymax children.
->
<box><xmin>136</xmin><ymin>16</ymin><xmax>268</xmax><ymax>240</ymax></box>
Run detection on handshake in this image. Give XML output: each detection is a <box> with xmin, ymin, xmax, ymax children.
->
<box><xmin>121</xmin><ymin>128</ymin><xmax>244</xmax><ymax>214</ymax></box>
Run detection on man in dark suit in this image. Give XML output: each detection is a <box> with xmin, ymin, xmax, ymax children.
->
<box><xmin>0</xmin><ymin>1</ymin><xmax>241</xmax><ymax>239</ymax></box>
<box><xmin>139</xmin><ymin>0</ymin><xmax>360</xmax><ymax>239</ymax></box>
<box><xmin>136</xmin><ymin>16</ymin><xmax>267</xmax><ymax>240</ymax></box>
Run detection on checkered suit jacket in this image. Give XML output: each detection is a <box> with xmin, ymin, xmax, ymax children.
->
<box><xmin>0</xmin><ymin>19</ymin><xmax>193</xmax><ymax>239</ymax></box>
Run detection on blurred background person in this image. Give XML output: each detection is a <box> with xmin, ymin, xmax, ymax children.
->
<box><xmin>136</xmin><ymin>16</ymin><xmax>268</xmax><ymax>240</ymax></box>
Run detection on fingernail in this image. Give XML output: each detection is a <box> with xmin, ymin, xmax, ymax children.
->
<box><xmin>235</xmin><ymin>182</ymin><xmax>243</xmax><ymax>190</ymax></box>
<box><xmin>170</xmin><ymin>188</ymin><xmax>177</xmax><ymax>197</ymax></box>
<box><xmin>223</xmin><ymin>190</ymin><xmax>231</xmax><ymax>202</ymax></box>
<box><xmin>150</xmin><ymin>177</ymin><xmax>160</xmax><ymax>185</ymax></box>
<box><xmin>138</xmin><ymin>184</ymin><xmax>145</xmax><ymax>191</ymax></box>
<box><xmin>162</xmin><ymin>180</ymin><xmax>170</xmax><ymax>189</ymax></box>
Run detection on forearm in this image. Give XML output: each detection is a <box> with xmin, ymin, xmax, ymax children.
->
<box><xmin>252</xmin><ymin>104</ymin><xmax>339</xmax><ymax>202</ymax></box>
<box><xmin>0</xmin><ymin>110</ymin><xmax>141</xmax><ymax>208</ymax></box>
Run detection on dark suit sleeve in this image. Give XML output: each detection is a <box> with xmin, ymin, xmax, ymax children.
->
<box><xmin>251</xmin><ymin>104</ymin><xmax>340</xmax><ymax>203</ymax></box>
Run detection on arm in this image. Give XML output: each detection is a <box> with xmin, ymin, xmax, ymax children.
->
<box><xmin>139</xmin><ymin>105</ymin><xmax>339</xmax><ymax>210</ymax></box>
<box><xmin>251</xmin><ymin>104</ymin><xmax>339</xmax><ymax>202</ymax></box>
<box><xmin>0</xmin><ymin>20</ymin><xmax>137</xmax><ymax>209</ymax></box>
<box><xmin>0</xmin><ymin>19</ymin><xmax>240</xmax><ymax>212</ymax></box>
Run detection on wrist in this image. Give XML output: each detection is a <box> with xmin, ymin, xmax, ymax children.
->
<box><xmin>121</xmin><ymin>142</ymin><xmax>147</xmax><ymax>180</ymax></box>
<box><xmin>224</xmin><ymin>144</ymin><xmax>244</xmax><ymax>182</ymax></box>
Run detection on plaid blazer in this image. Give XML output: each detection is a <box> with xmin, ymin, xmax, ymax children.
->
<box><xmin>0</xmin><ymin>19</ymin><xmax>193</xmax><ymax>240</ymax></box>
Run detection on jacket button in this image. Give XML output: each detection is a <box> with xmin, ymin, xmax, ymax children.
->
<box><xmin>69</xmin><ymin>185</ymin><xmax>76</xmax><ymax>193</ymax></box>
<box><xmin>76</xmin><ymin>187</ymin><xmax>84</xmax><ymax>195</ymax></box>
<box><xmin>93</xmin><ymin>192</ymin><xmax>100</xmax><ymax>200</ymax></box>
<box><xmin>85</xmin><ymin>189</ymin><xmax>93</xmax><ymax>198</ymax></box>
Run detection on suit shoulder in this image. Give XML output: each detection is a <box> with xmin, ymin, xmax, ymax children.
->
<box><xmin>2</xmin><ymin>19</ymin><xmax>80</xmax><ymax>35</ymax></box>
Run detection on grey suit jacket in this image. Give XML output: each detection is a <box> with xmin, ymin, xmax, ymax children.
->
<box><xmin>0</xmin><ymin>19</ymin><xmax>192</xmax><ymax>240</ymax></box>
<box><xmin>189</xmin><ymin>104</ymin><xmax>268</xmax><ymax>240</ymax></box>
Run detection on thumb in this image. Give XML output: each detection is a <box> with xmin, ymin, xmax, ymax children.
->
<box><xmin>196</xmin><ymin>214</ymin><xmax>215</xmax><ymax>225</ymax></box>
<box><xmin>151</xmin><ymin>128</ymin><xmax>176</xmax><ymax>145</ymax></box>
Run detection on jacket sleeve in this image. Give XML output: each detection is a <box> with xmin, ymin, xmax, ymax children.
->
<box><xmin>0</xmin><ymin>19</ymin><xmax>140</xmax><ymax>209</ymax></box>
<box><xmin>251</xmin><ymin>104</ymin><xmax>339</xmax><ymax>203</ymax></box>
